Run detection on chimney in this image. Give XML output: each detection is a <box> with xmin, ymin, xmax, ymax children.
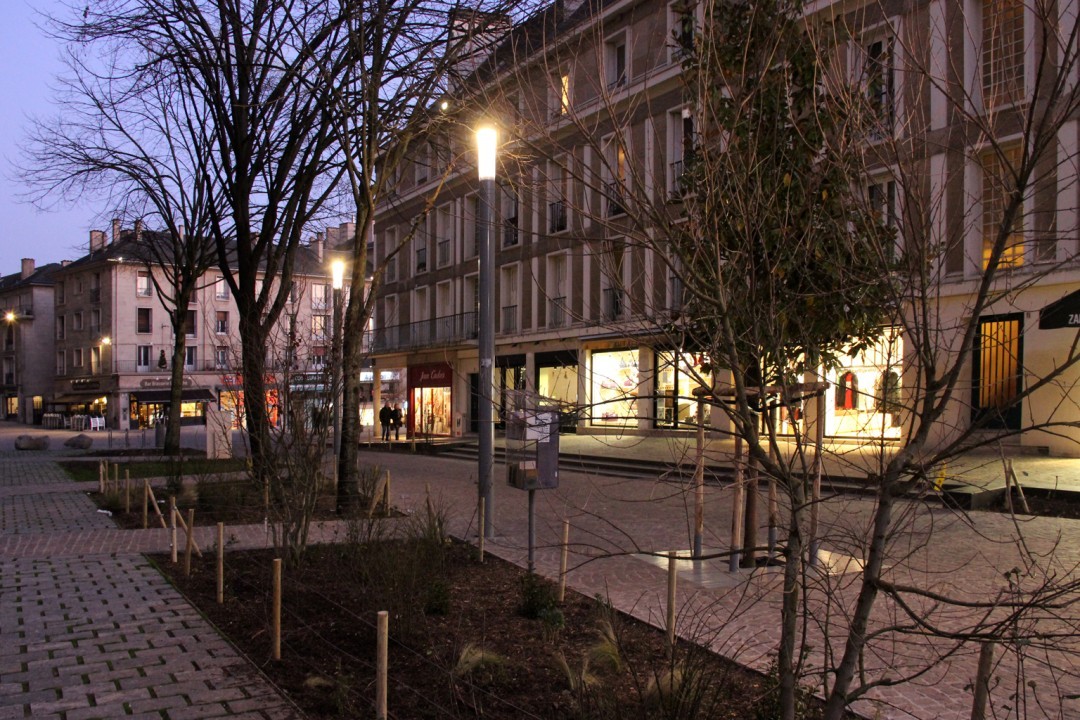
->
<box><xmin>177</xmin><ymin>224</ymin><xmax>186</xmax><ymax>240</ymax></box>
<box><xmin>89</xmin><ymin>230</ymin><xmax>107</xmax><ymax>252</ymax></box>
<box><xmin>134</xmin><ymin>218</ymin><xmax>144</xmax><ymax>242</ymax></box>
<box><xmin>111</xmin><ymin>218</ymin><xmax>121</xmax><ymax>244</ymax></box>
<box><xmin>20</xmin><ymin>258</ymin><xmax>35</xmax><ymax>279</ymax></box>
<box><xmin>338</xmin><ymin>222</ymin><xmax>356</xmax><ymax>245</ymax></box>
<box><xmin>61</xmin><ymin>260</ymin><xmax>72</xmax><ymax>267</ymax></box>
<box><xmin>311</xmin><ymin>232</ymin><xmax>324</xmax><ymax>261</ymax></box>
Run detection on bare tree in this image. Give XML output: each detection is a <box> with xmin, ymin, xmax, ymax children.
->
<box><xmin>23</xmin><ymin>42</ymin><xmax>220</xmax><ymax>454</ymax></box>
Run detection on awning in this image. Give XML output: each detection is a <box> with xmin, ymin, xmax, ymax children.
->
<box><xmin>1039</xmin><ymin>288</ymin><xmax>1080</xmax><ymax>329</ymax></box>
<box><xmin>130</xmin><ymin>388</ymin><xmax>216</xmax><ymax>403</ymax></box>
<box><xmin>52</xmin><ymin>394</ymin><xmax>96</xmax><ymax>404</ymax></box>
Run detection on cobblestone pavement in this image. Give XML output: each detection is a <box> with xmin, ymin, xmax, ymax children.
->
<box><xmin>363</xmin><ymin>450</ymin><xmax>1080</xmax><ymax>720</ymax></box>
<box><xmin>0</xmin><ymin>454</ymin><xmax>302</xmax><ymax>720</ymax></box>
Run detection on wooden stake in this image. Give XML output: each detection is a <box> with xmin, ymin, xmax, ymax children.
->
<box><xmin>971</xmin><ymin>641</ymin><xmax>995</xmax><ymax>720</ymax></box>
<box><xmin>170</xmin><ymin>497</ymin><xmax>178</xmax><ymax>564</ymax></box>
<box><xmin>142</xmin><ymin>479</ymin><xmax>149</xmax><ymax>529</ymax></box>
<box><xmin>184</xmin><ymin>509</ymin><xmax>195</xmax><ymax>577</ymax></box>
<box><xmin>558</xmin><ymin>519</ymin><xmax>570</xmax><ymax>603</ymax></box>
<box><xmin>146</xmin><ymin>483</ymin><xmax>168</xmax><ymax>529</ymax></box>
<box><xmin>729</xmin><ymin>436</ymin><xmax>745</xmax><ymax>573</ymax></box>
<box><xmin>98</xmin><ymin>461</ymin><xmax>105</xmax><ymax>494</ymax></box>
<box><xmin>478</xmin><ymin>498</ymin><xmax>485</xmax><ymax>563</ymax></box>
<box><xmin>216</xmin><ymin>522</ymin><xmax>225</xmax><ymax>604</ymax></box>
<box><xmin>113</xmin><ymin>463</ymin><xmax>119</xmax><ymax>495</ymax></box>
<box><xmin>666</xmin><ymin>551</ymin><xmax>678</xmax><ymax>654</ymax></box>
<box><xmin>383</xmin><ymin>470</ymin><xmax>391</xmax><ymax>515</ymax></box>
<box><xmin>272</xmin><ymin>558</ymin><xmax>282</xmax><ymax>660</ymax></box>
<box><xmin>124</xmin><ymin>469</ymin><xmax>131</xmax><ymax>515</ymax></box>
<box><xmin>376</xmin><ymin>610</ymin><xmax>388</xmax><ymax>719</ymax></box>
<box><xmin>768</xmin><ymin>475</ymin><xmax>779</xmax><ymax>559</ymax></box>
<box><xmin>809</xmin><ymin>396</ymin><xmax>824</xmax><ymax>566</ymax></box>
<box><xmin>173</xmin><ymin>508</ymin><xmax>203</xmax><ymax>557</ymax></box>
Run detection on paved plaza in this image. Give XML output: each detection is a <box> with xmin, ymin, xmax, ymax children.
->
<box><xmin>1</xmin><ymin>420</ymin><xmax>1079</xmax><ymax>719</ymax></box>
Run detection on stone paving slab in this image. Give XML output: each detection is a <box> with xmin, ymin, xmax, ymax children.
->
<box><xmin>366</xmin><ymin>449</ymin><xmax>1080</xmax><ymax>720</ymax></box>
<box><xmin>0</xmin><ymin>554</ymin><xmax>300</xmax><ymax>719</ymax></box>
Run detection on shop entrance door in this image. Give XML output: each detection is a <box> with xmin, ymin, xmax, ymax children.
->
<box><xmin>973</xmin><ymin>314</ymin><xmax>1023</xmax><ymax>430</ymax></box>
<box><xmin>411</xmin><ymin>386</ymin><xmax>452</xmax><ymax>436</ymax></box>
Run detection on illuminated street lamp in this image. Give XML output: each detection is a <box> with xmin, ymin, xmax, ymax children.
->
<box><xmin>476</xmin><ymin>125</ymin><xmax>497</xmax><ymax>540</ymax></box>
<box><xmin>330</xmin><ymin>258</ymin><xmax>346</xmax><ymax>485</ymax></box>
<box><xmin>4</xmin><ymin>311</ymin><xmax>15</xmax><ymax>323</ymax></box>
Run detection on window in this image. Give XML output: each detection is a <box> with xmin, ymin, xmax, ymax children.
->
<box><xmin>500</xmin><ymin>265</ymin><xmax>519</xmax><ymax>334</ymax></box>
<box><xmin>982</xmin><ymin>144</ymin><xmax>1025</xmax><ymax>268</ymax></box>
<box><xmin>56</xmin><ymin>315</ymin><xmax>65</xmax><ymax>340</ymax></box>
<box><xmin>215</xmin><ymin>277</ymin><xmax>229</xmax><ymax>300</ymax></box>
<box><xmin>502</xmin><ymin>185</ymin><xmax>520</xmax><ymax>247</ymax></box>
<box><xmin>73</xmin><ymin>312</ymin><xmax>84</xmax><ymax>331</ymax></box>
<box><xmin>414</xmin><ymin>143</ymin><xmax>430</xmax><ymax>184</ymax></box>
<box><xmin>184</xmin><ymin>346</ymin><xmax>197</xmax><ymax>371</ymax></box>
<box><xmin>136</xmin><ymin>345</ymin><xmax>151</xmax><ymax>371</ymax></box>
<box><xmin>90</xmin><ymin>347</ymin><xmax>101</xmax><ymax>374</ymax></box>
<box><xmin>868</xmin><ymin>177</ymin><xmax>897</xmax><ymax>260</ymax></box>
<box><xmin>215</xmin><ymin>311</ymin><xmax>229</xmax><ymax>334</ymax></box>
<box><xmin>90</xmin><ymin>309</ymin><xmax>101</xmax><ymax>332</ymax></box>
<box><xmin>75</xmin><ymin>276</ymin><xmax>84</xmax><ymax>295</ymax></box>
<box><xmin>56</xmin><ymin>351</ymin><xmax>66</xmax><ymax>375</ymax></box>
<box><xmin>312</xmin><ymin>283</ymin><xmax>330</xmax><ymax>310</ymax></box>
<box><xmin>312</xmin><ymin>314</ymin><xmax>330</xmax><ymax>339</ymax></box>
<box><xmin>137</xmin><ymin>271</ymin><xmax>152</xmax><ymax>297</ymax></box>
<box><xmin>552</xmin><ymin>72</ymin><xmax>571</xmax><ymax>117</ymax></box>
<box><xmin>654</xmin><ymin>351</ymin><xmax>713</xmax><ymax>428</ymax></box>
<box><xmin>185</xmin><ymin>310</ymin><xmax>197</xmax><ymax>337</ymax></box>
<box><xmin>311</xmin><ymin>346</ymin><xmax>327</xmax><ymax>369</ymax></box>
<box><xmin>670</xmin><ymin>110</ymin><xmax>695</xmax><ymax>194</ymax></box>
<box><xmin>288</xmin><ymin>281</ymin><xmax>299</xmax><ymax>304</ymax></box>
<box><xmin>607</xmin><ymin>36</ymin><xmax>628</xmax><ymax>89</ymax></box>
<box><xmin>56</xmin><ymin>282</ymin><xmax>65</xmax><ymax>305</ymax></box>
<box><xmin>549</xmin><ymin>159</ymin><xmax>569</xmax><ymax>233</ymax></box>
<box><xmin>864</xmin><ymin>37</ymin><xmax>895</xmax><ymax>132</ymax></box>
<box><xmin>982</xmin><ymin>0</ymin><xmax>1025</xmax><ymax>108</ymax></box>
<box><xmin>415</xmin><ymin>237</ymin><xmax>428</xmax><ymax>274</ymax></box>
<box><xmin>137</xmin><ymin>307</ymin><xmax>152</xmax><ymax>334</ymax></box>
<box><xmin>671</xmin><ymin>2</ymin><xmax>696</xmax><ymax>61</ymax></box>
<box><xmin>215</xmin><ymin>346</ymin><xmax>229</xmax><ymax>369</ymax></box>
<box><xmin>72</xmin><ymin>348</ymin><xmax>84</xmax><ymax>368</ymax></box>
<box><xmin>604</xmin><ymin>135</ymin><xmax>628</xmax><ymax>216</ymax></box>
<box><xmin>548</xmin><ymin>254</ymin><xmax>568</xmax><ymax>328</ymax></box>
<box><xmin>591</xmin><ymin>349</ymin><xmax>639</xmax><ymax>426</ymax></box>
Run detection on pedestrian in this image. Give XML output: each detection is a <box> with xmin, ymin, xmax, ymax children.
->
<box><xmin>379</xmin><ymin>401</ymin><xmax>392</xmax><ymax>442</ymax></box>
<box><xmin>392</xmin><ymin>403</ymin><xmax>403</xmax><ymax>441</ymax></box>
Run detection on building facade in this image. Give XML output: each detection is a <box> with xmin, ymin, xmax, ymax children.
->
<box><xmin>0</xmin><ymin>259</ymin><xmax>61</xmax><ymax>424</ymax></box>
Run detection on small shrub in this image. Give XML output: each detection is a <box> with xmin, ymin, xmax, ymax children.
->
<box><xmin>453</xmin><ymin>643</ymin><xmax>508</xmax><ymax>687</ymax></box>
<box><xmin>518</xmin><ymin>572</ymin><xmax>558</xmax><ymax>619</ymax></box>
<box><xmin>423</xmin><ymin>578</ymin><xmax>451</xmax><ymax>616</ymax></box>
<box><xmin>538</xmin><ymin>606</ymin><xmax>565</xmax><ymax>643</ymax></box>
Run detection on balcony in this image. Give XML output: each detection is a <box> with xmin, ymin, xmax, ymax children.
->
<box><xmin>437</xmin><ymin>239</ymin><xmax>451</xmax><ymax>267</ymax></box>
<box><xmin>602</xmin><ymin>287</ymin><xmax>623</xmax><ymax>322</ymax></box>
<box><xmin>605</xmin><ymin>180</ymin><xmax>625</xmax><ymax>217</ymax></box>
<box><xmin>549</xmin><ymin>297</ymin><xmax>566</xmax><ymax>328</ymax></box>
<box><xmin>415</xmin><ymin>247</ymin><xmax>428</xmax><ymax>274</ymax></box>
<box><xmin>501</xmin><ymin>305</ymin><xmax>518</xmax><ymax>334</ymax></box>
<box><xmin>548</xmin><ymin>200</ymin><xmax>567</xmax><ymax>233</ymax></box>
<box><xmin>371</xmin><ymin>311</ymin><xmax>478</xmax><ymax>353</ymax></box>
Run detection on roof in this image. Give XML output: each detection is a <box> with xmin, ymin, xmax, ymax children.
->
<box><xmin>0</xmin><ymin>262</ymin><xmax>63</xmax><ymax>294</ymax></box>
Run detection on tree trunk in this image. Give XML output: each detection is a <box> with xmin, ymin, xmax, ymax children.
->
<box><xmin>238</xmin><ymin>311</ymin><xmax>273</xmax><ymax>489</ymax></box>
<box><xmin>823</xmin><ymin>488</ymin><xmax>894</xmax><ymax>719</ymax></box>
<box><xmin>336</xmin><ymin>294</ymin><xmax>366</xmax><ymax>513</ymax></box>
<box><xmin>742</xmin><ymin>457</ymin><xmax>759</xmax><ymax>567</ymax></box>
<box><xmin>166</xmin><ymin>335</ymin><xmax>187</xmax><ymax>455</ymax></box>
<box><xmin>779</xmin><ymin>476</ymin><xmax>807</xmax><ymax>720</ymax></box>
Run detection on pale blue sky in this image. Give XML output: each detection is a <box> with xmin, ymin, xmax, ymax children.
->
<box><xmin>0</xmin><ymin>1</ymin><xmax>99</xmax><ymax>272</ymax></box>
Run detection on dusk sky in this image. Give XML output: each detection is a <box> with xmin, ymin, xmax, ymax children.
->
<box><xmin>0</xmin><ymin>1</ymin><xmax>99</xmax><ymax>272</ymax></box>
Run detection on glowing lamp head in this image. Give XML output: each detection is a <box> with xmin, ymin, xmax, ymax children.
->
<box><xmin>331</xmin><ymin>259</ymin><xmax>346</xmax><ymax>290</ymax></box>
<box><xmin>476</xmin><ymin>126</ymin><xmax>497</xmax><ymax>180</ymax></box>
<box><xmin>440</xmin><ymin>100</ymin><xmax>450</xmax><ymax>112</ymax></box>
<box><xmin>100</xmin><ymin>336</ymin><xmax>111</xmax><ymax>346</ymax></box>
<box><xmin>4</xmin><ymin>311</ymin><xmax>15</xmax><ymax>323</ymax></box>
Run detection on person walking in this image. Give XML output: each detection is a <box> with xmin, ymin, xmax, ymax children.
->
<box><xmin>379</xmin><ymin>401</ymin><xmax>392</xmax><ymax>442</ymax></box>
<box><xmin>391</xmin><ymin>403</ymin><xmax>403</xmax><ymax>441</ymax></box>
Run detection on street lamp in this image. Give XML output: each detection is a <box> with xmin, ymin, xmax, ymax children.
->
<box><xmin>330</xmin><ymin>258</ymin><xmax>346</xmax><ymax>487</ymax></box>
<box><xmin>476</xmin><ymin>125</ymin><xmax>497</xmax><ymax>540</ymax></box>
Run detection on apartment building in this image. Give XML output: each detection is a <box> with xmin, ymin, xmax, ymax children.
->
<box><xmin>0</xmin><ymin>259</ymin><xmax>61</xmax><ymax>424</ymax></box>
<box><xmin>49</xmin><ymin>221</ymin><xmax>348</xmax><ymax>431</ymax></box>
<box><xmin>371</xmin><ymin>0</ymin><xmax>1080</xmax><ymax>455</ymax></box>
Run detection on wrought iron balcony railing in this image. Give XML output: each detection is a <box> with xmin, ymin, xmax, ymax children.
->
<box><xmin>371</xmin><ymin>311</ymin><xmax>478</xmax><ymax>353</ymax></box>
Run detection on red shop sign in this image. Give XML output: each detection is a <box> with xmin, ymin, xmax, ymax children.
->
<box><xmin>408</xmin><ymin>362</ymin><xmax>453</xmax><ymax>388</ymax></box>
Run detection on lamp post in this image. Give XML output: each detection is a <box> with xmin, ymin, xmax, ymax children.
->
<box><xmin>330</xmin><ymin>259</ymin><xmax>345</xmax><ymax>487</ymax></box>
<box><xmin>476</xmin><ymin>125</ymin><xmax>497</xmax><ymax>540</ymax></box>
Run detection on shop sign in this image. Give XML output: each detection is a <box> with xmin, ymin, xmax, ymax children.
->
<box><xmin>1039</xmin><ymin>288</ymin><xmax>1080</xmax><ymax>329</ymax></box>
<box><xmin>408</xmin><ymin>362</ymin><xmax>453</xmax><ymax>388</ymax></box>
<box><xmin>71</xmin><ymin>379</ymin><xmax>101</xmax><ymax>391</ymax></box>
<box><xmin>139</xmin><ymin>377</ymin><xmax>193</xmax><ymax>388</ymax></box>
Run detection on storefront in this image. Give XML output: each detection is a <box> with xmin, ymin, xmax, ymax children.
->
<box><xmin>589</xmin><ymin>348</ymin><xmax>640</xmax><ymax>427</ymax></box>
<box><xmin>654</xmin><ymin>350</ymin><xmax>713</xmax><ymax>429</ymax></box>
<box><xmin>408</xmin><ymin>362</ymin><xmax>453</xmax><ymax>437</ymax></box>
<box><xmin>3</xmin><ymin>395</ymin><xmax>16</xmax><ymax>420</ymax></box>
<box><xmin>218</xmin><ymin>374</ymin><xmax>280</xmax><ymax>429</ymax></box>
<box><xmin>128</xmin><ymin>388</ymin><xmax>215</xmax><ymax>428</ymax></box>
<box><xmin>536</xmin><ymin>350</ymin><xmax>578</xmax><ymax>431</ymax></box>
<box><xmin>824</xmin><ymin>330</ymin><xmax>903</xmax><ymax>438</ymax></box>
<box><xmin>496</xmin><ymin>354</ymin><xmax>526</xmax><ymax>426</ymax></box>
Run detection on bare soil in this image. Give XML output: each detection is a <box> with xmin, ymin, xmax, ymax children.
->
<box><xmin>154</xmin><ymin>540</ymin><xmax>836</xmax><ymax>720</ymax></box>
